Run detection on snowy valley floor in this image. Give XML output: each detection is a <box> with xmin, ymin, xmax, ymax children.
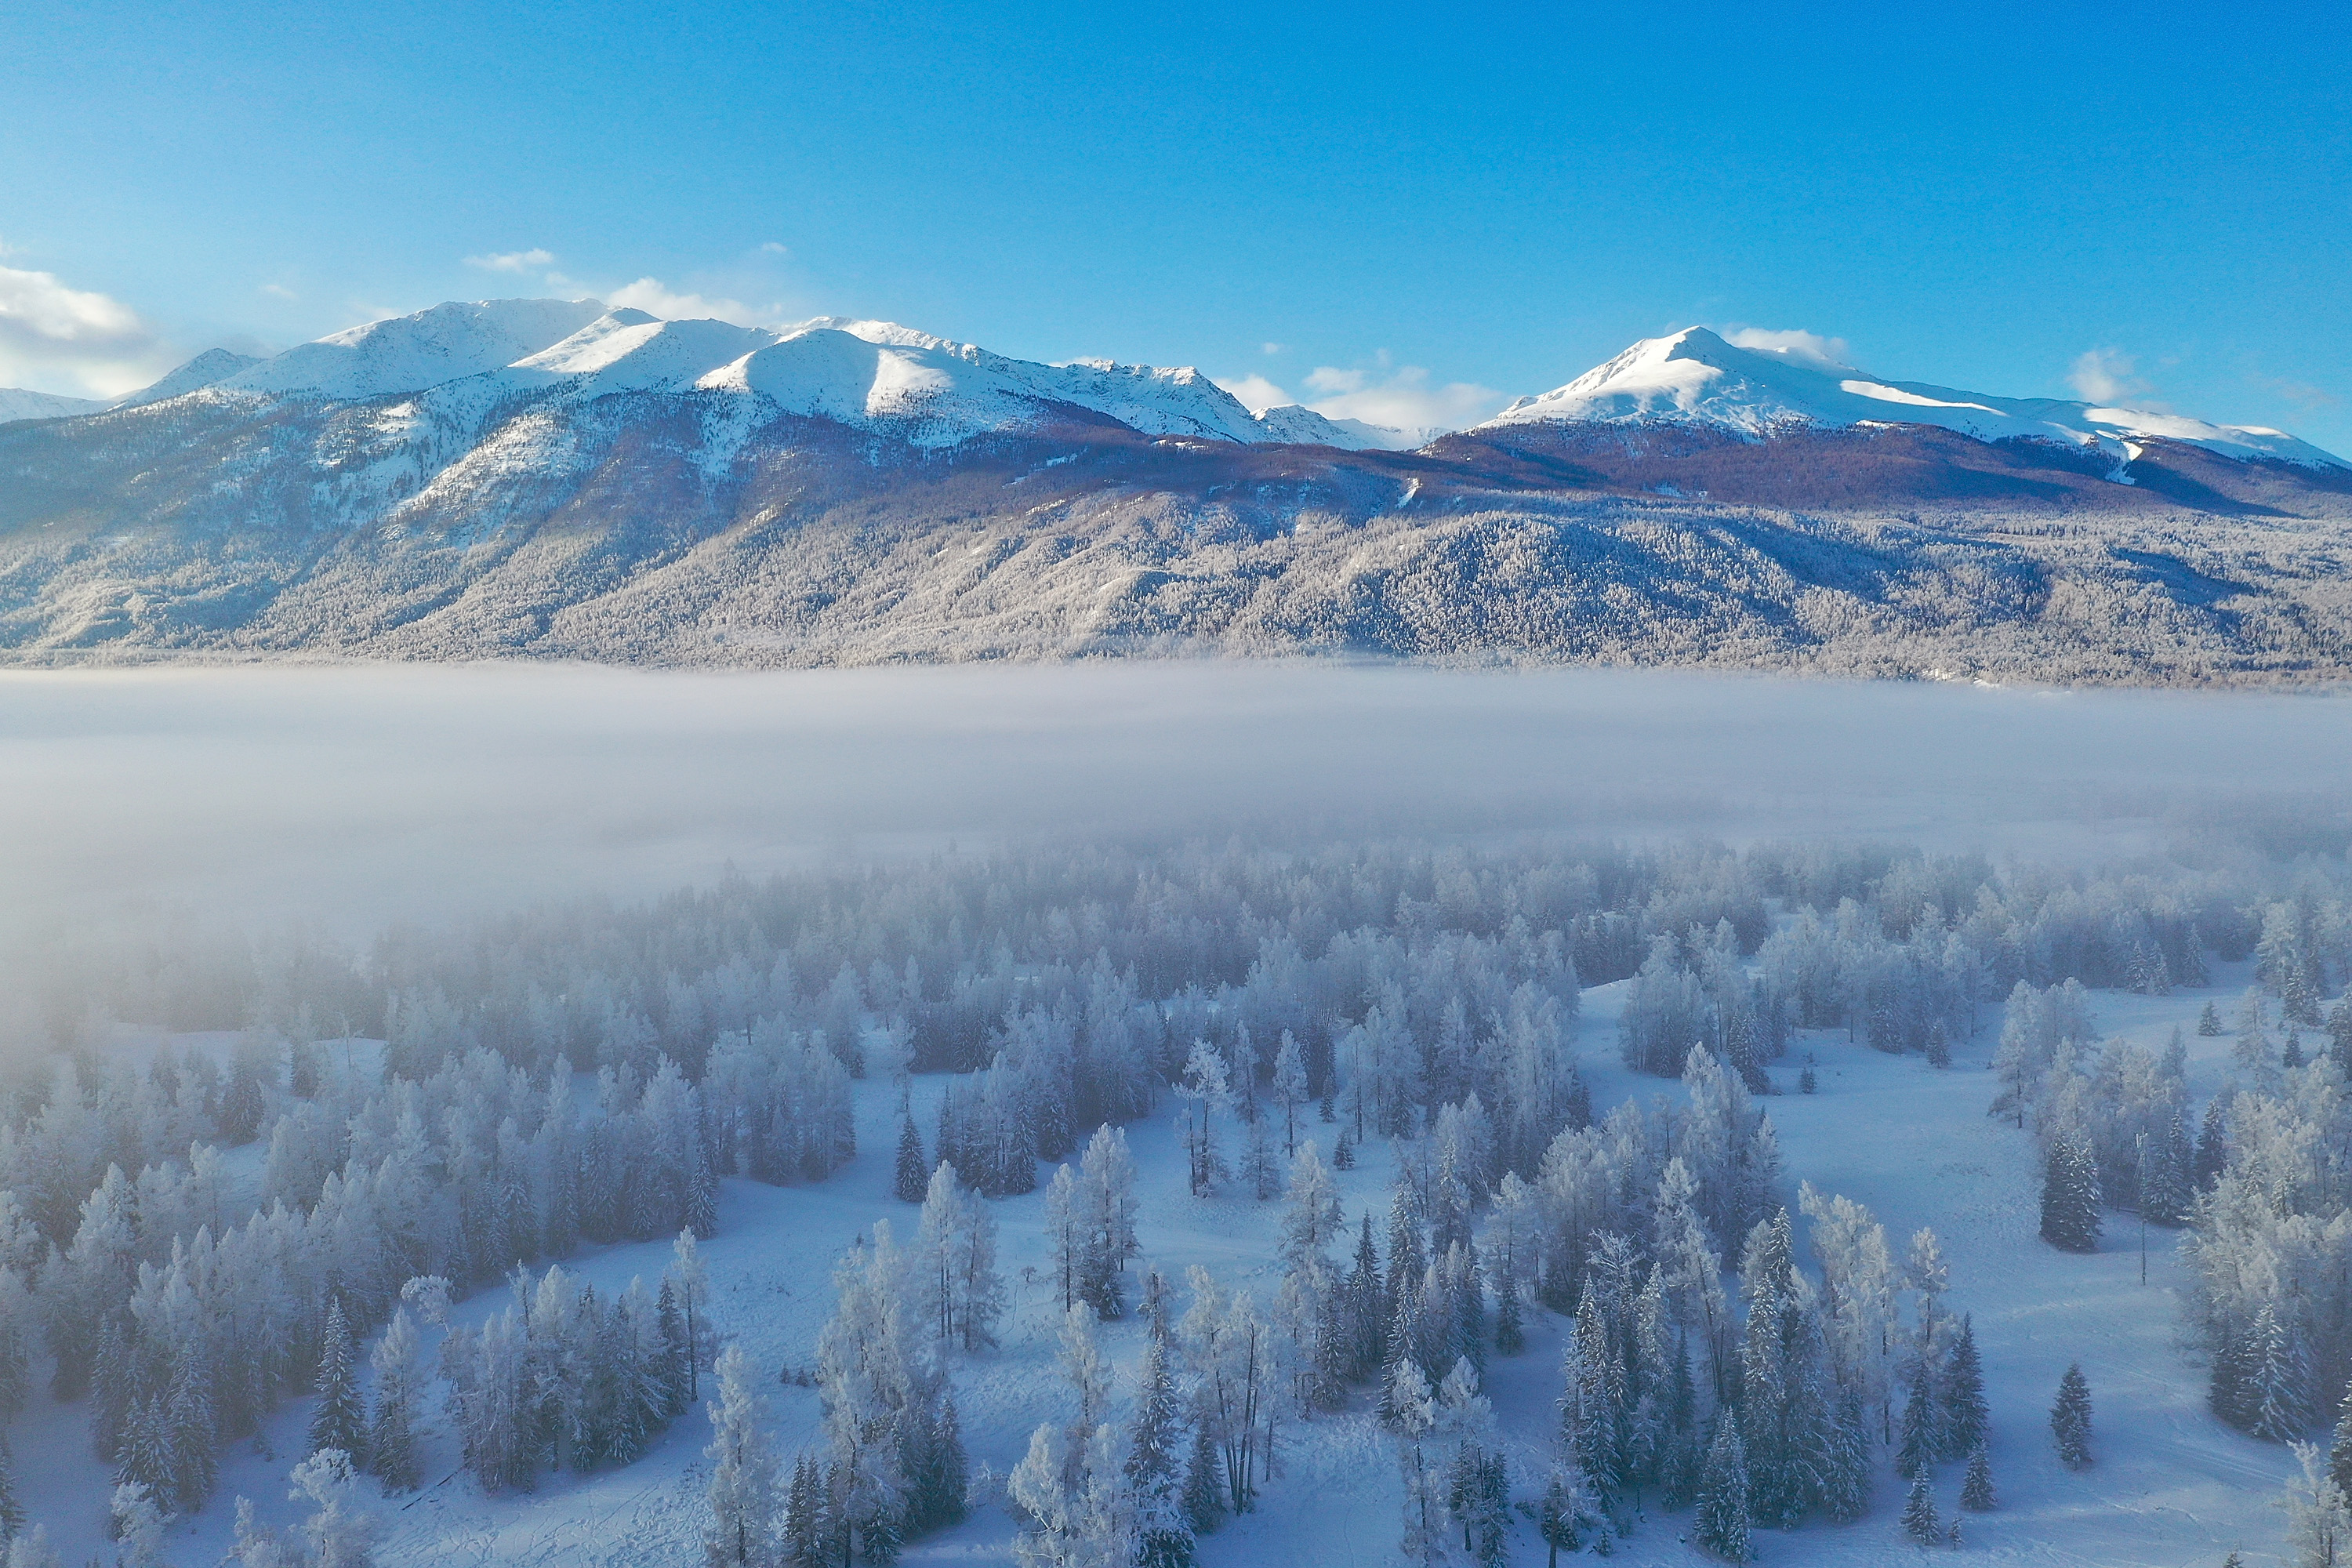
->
<box><xmin>18</xmin><ymin>963</ymin><xmax>2296</xmax><ymax>1568</ymax></box>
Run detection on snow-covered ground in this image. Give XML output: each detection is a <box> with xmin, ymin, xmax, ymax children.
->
<box><xmin>16</xmin><ymin>963</ymin><xmax>2299</xmax><ymax>1567</ymax></box>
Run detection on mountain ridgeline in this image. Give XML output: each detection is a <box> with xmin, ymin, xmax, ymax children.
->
<box><xmin>2</xmin><ymin>301</ymin><xmax>2348</xmax><ymax>682</ymax></box>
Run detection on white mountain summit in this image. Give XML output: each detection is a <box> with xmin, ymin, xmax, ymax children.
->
<box><xmin>125</xmin><ymin>296</ymin><xmax>1404</xmax><ymax>451</ymax></box>
<box><xmin>1475</xmin><ymin>326</ymin><xmax>2345</xmax><ymax>468</ymax></box>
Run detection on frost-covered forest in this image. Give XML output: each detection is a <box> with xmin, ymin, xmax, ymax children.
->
<box><xmin>3</xmin><ymin>830</ymin><xmax>2352</xmax><ymax>1567</ymax></box>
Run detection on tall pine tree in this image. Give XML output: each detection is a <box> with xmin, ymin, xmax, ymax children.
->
<box><xmin>1693</xmin><ymin>1417</ymin><xmax>1751</xmax><ymax>1563</ymax></box>
<box><xmin>309</xmin><ymin>1296</ymin><xmax>368</xmax><ymax>1467</ymax></box>
<box><xmin>2050</xmin><ymin>1363</ymin><xmax>2093</xmax><ymax>1468</ymax></box>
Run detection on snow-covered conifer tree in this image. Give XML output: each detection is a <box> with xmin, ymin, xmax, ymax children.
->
<box><xmin>2039</xmin><ymin>1130</ymin><xmax>2101</xmax><ymax>1253</ymax></box>
<box><xmin>289</xmin><ymin>1448</ymin><xmax>376</xmax><ymax>1568</ymax></box>
<box><xmin>893</xmin><ymin>1116</ymin><xmax>927</xmax><ymax>1205</ymax></box>
<box><xmin>673</xmin><ymin>1229</ymin><xmax>712</xmax><ymax>1403</ymax></box>
<box><xmin>2050</xmin><ymin>1363</ymin><xmax>2093</xmax><ymax>1468</ymax></box>
<box><xmin>309</xmin><ymin>1298</ymin><xmax>367</xmax><ymax>1467</ymax></box>
<box><xmin>110</xmin><ymin>1482</ymin><xmax>169</xmax><ymax>1568</ymax></box>
<box><xmin>1820</xmin><ymin>1385</ymin><xmax>1871</xmax><ymax>1524</ymax></box>
<box><xmin>1693</xmin><ymin>1417</ymin><xmax>1751</xmax><ymax>1562</ymax></box>
<box><xmin>1900</xmin><ymin>1471</ymin><xmax>1940</xmax><ymax>1544</ymax></box>
<box><xmin>706</xmin><ymin>1346</ymin><xmax>781</xmax><ymax>1568</ymax></box>
<box><xmin>2287</xmin><ymin>1440</ymin><xmax>2352</xmax><ymax>1568</ymax></box>
<box><xmin>1941</xmin><ymin>1314</ymin><xmax>1989</xmax><ymax>1460</ymax></box>
<box><xmin>1125</xmin><ymin>1316</ymin><xmax>1194</xmax><ymax>1568</ymax></box>
<box><xmin>367</xmin><ymin>1308</ymin><xmax>423</xmax><ymax>1493</ymax></box>
<box><xmin>1075</xmin><ymin>1126</ymin><xmax>1138</xmax><ymax>1319</ymax></box>
<box><xmin>1959</xmin><ymin>1440</ymin><xmax>1994</xmax><ymax>1511</ymax></box>
<box><xmin>1272</xmin><ymin>1033</ymin><xmax>1308</xmax><ymax>1158</ymax></box>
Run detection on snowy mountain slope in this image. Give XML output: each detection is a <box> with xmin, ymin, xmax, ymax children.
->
<box><xmin>220</xmin><ymin>296</ymin><xmax>610</xmax><ymax>399</ymax></box>
<box><xmin>1479</xmin><ymin>327</ymin><xmax>2348</xmax><ymax>469</ymax></box>
<box><xmin>113</xmin><ymin>347</ymin><xmax>265</xmax><ymax>408</ymax></box>
<box><xmin>1247</xmin><ymin>402</ymin><xmax>1408</xmax><ymax>450</ymax></box>
<box><xmin>0</xmin><ymin>387</ymin><xmax>107</xmax><ymax>422</ymax></box>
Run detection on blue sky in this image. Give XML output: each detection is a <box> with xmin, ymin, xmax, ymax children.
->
<box><xmin>3</xmin><ymin>0</ymin><xmax>2346</xmax><ymax>448</ymax></box>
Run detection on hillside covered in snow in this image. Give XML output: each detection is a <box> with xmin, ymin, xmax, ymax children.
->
<box><xmin>2</xmin><ymin>298</ymin><xmax>2350</xmax><ymax>681</ymax></box>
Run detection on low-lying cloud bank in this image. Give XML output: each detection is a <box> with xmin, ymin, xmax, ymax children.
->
<box><xmin>2</xmin><ymin>662</ymin><xmax>2345</xmax><ymax>943</ymax></box>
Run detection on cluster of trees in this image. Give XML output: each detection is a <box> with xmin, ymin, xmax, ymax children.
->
<box><xmin>2183</xmin><ymin>1045</ymin><xmax>2352</xmax><ymax>1443</ymax></box>
<box><xmin>441</xmin><ymin>1254</ymin><xmax>706</xmax><ymax>1492</ymax></box>
<box><xmin>43</xmin><ymin>1045</ymin><xmax>739</xmax><ymax>1515</ymax></box>
<box><xmin>1530</xmin><ymin>1179</ymin><xmax>1986</xmax><ymax>1561</ymax></box>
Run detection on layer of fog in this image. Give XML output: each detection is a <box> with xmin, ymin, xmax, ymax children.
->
<box><xmin>1</xmin><ymin>661</ymin><xmax>2347</xmax><ymax>941</ymax></box>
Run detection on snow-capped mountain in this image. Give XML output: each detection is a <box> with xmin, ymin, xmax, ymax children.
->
<box><xmin>1477</xmin><ymin>327</ymin><xmax>2347</xmax><ymax>468</ymax></box>
<box><xmin>113</xmin><ymin>347</ymin><xmax>263</xmax><ymax>408</ymax></box>
<box><xmin>139</xmin><ymin>296</ymin><xmax>1392</xmax><ymax>451</ymax></box>
<box><xmin>0</xmin><ymin>387</ymin><xmax>107</xmax><ymax>422</ymax></box>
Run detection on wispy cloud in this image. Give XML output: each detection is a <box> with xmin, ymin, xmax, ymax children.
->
<box><xmin>464</xmin><ymin>248</ymin><xmax>556</xmax><ymax>274</ymax></box>
<box><xmin>1302</xmin><ymin>356</ymin><xmax>1501</xmax><ymax>436</ymax></box>
<box><xmin>605</xmin><ymin>277</ymin><xmax>771</xmax><ymax>325</ymax></box>
<box><xmin>1212</xmin><ymin>373</ymin><xmax>1290</xmax><ymax>413</ymax></box>
<box><xmin>260</xmin><ymin>282</ymin><xmax>298</xmax><ymax>300</ymax></box>
<box><xmin>2069</xmin><ymin>347</ymin><xmax>2156</xmax><ymax>408</ymax></box>
<box><xmin>2245</xmin><ymin>372</ymin><xmax>2339</xmax><ymax>411</ymax></box>
<box><xmin>1725</xmin><ymin>326</ymin><xmax>1854</xmax><ymax>371</ymax></box>
<box><xmin>1219</xmin><ymin>351</ymin><xmax>1501</xmax><ymax>435</ymax></box>
<box><xmin>0</xmin><ymin>262</ymin><xmax>173</xmax><ymax>397</ymax></box>
<box><xmin>760</xmin><ymin>241</ymin><xmax>791</xmax><ymax>256</ymax></box>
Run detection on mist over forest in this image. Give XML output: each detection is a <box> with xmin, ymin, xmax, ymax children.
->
<box><xmin>3</xmin><ymin>662</ymin><xmax>2352</xmax><ymax>1568</ymax></box>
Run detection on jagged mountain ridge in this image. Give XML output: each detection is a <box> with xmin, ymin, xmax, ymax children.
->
<box><xmin>2</xmin><ymin>297</ymin><xmax>2349</xmax><ymax>681</ymax></box>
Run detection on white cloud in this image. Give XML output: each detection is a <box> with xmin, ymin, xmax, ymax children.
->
<box><xmin>1725</xmin><ymin>327</ymin><xmax>1855</xmax><ymax>371</ymax></box>
<box><xmin>0</xmin><ymin>263</ymin><xmax>173</xmax><ymax>397</ymax></box>
<box><xmin>2070</xmin><ymin>347</ymin><xmax>2154</xmax><ymax>407</ymax></box>
<box><xmin>760</xmin><ymin>241</ymin><xmax>791</xmax><ymax>256</ymax></box>
<box><xmin>464</xmin><ymin>248</ymin><xmax>556</xmax><ymax>274</ymax></box>
<box><xmin>1299</xmin><ymin>359</ymin><xmax>1501</xmax><ymax>436</ymax></box>
<box><xmin>1261</xmin><ymin>342</ymin><xmax>1284</xmax><ymax>356</ymax></box>
<box><xmin>607</xmin><ymin>276</ymin><xmax>768</xmax><ymax>325</ymax></box>
<box><xmin>1213</xmin><ymin>373</ymin><xmax>1292</xmax><ymax>414</ymax></box>
<box><xmin>260</xmin><ymin>282</ymin><xmax>298</xmax><ymax>300</ymax></box>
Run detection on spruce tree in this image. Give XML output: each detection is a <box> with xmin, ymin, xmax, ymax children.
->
<box><xmin>2199</xmin><ymin>1000</ymin><xmax>2223</xmax><ymax>1036</ymax></box>
<box><xmin>1959</xmin><ymin>1441</ymin><xmax>1994</xmax><ymax>1511</ymax></box>
<box><xmin>1127</xmin><ymin>1328</ymin><xmax>1194</xmax><ymax>1568</ymax></box>
<box><xmin>1821</xmin><ymin>1385</ymin><xmax>1873</xmax><ymax>1524</ymax></box>
<box><xmin>2050</xmin><ymin>1363</ymin><xmax>2092</xmax><ymax>1468</ymax></box>
<box><xmin>308</xmin><ymin>1296</ymin><xmax>367</xmax><ymax>1466</ymax></box>
<box><xmin>1901</xmin><ymin>1472</ymin><xmax>1940</xmax><ymax>1544</ymax></box>
<box><xmin>893</xmin><ymin>1115</ymin><xmax>927</xmax><ymax>1204</ymax></box>
<box><xmin>2329</xmin><ymin>1378</ymin><xmax>2352</xmax><ymax>1500</ymax></box>
<box><xmin>782</xmin><ymin>1455</ymin><xmax>823</xmax><ymax>1568</ymax></box>
<box><xmin>2039</xmin><ymin>1131</ymin><xmax>2101</xmax><ymax>1253</ymax></box>
<box><xmin>0</xmin><ymin>1433</ymin><xmax>22</xmax><ymax>1541</ymax></box>
<box><xmin>2248</xmin><ymin>1301</ymin><xmax>2314</xmax><ymax>1441</ymax></box>
<box><xmin>2195</xmin><ymin>1096</ymin><xmax>2231</xmax><ymax>1188</ymax></box>
<box><xmin>1897</xmin><ymin>1365</ymin><xmax>1936</xmax><ymax>1479</ymax></box>
<box><xmin>1659</xmin><ymin>1338</ymin><xmax>1704</xmax><ymax>1510</ymax></box>
<box><xmin>1941</xmin><ymin>1315</ymin><xmax>1989</xmax><ymax>1460</ymax></box>
<box><xmin>369</xmin><ymin>1308</ymin><xmax>424</xmax><ymax>1493</ymax></box>
<box><xmin>1181</xmin><ymin>1419</ymin><xmax>1226</xmax><ymax>1536</ymax></box>
<box><xmin>1693</xmin><ymin>1417</ymin><xmax>1751</xmax><ymax>1563</ymax></box>
<box><xmin>1493</xmin><ymin>1249</ymin><xmax>1524</xmax><ymax>1357</ymax></box>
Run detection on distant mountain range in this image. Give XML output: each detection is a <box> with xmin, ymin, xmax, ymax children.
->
<box><xmin>2</xmin><ymin>298</ymin><xmax>2347</xmax><ymax>683</ymax></box>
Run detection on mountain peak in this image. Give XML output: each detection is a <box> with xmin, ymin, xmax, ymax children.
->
<box><xmin>1480</xmin><ymin>326</ymin><xmax>2344</xmax><ymax>469</ymax></box>
<box><xmin>220</xmin><ymin>297</ymin><xmax>609</xmax><ymax>400</ymax></box>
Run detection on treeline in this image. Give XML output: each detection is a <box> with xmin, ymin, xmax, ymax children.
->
<box><xmin>16</xmin><ymin>837</ymin><xmax>2296</xmax><ymax>1100</ymax></box>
